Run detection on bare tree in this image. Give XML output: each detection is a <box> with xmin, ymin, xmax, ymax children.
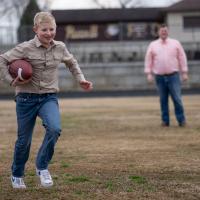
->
<box><xmin>0</xmin><ymin>0</ymin><xmax>28</xmax><ymax>18</ymax></box>
<box><xmin>91</xmin><ymin>0</ymin><xmax>148</xmax><ymax>8</ymax></box>
<box><xmin>0</xmin><ymin>0</ymin><xmax>55</xmax><ymax>18</ymax></box>
<box><xmin>118</xmin><ymin>0</ymin><xmax>143</xmax><ymax>8</ymax></box>
<box><xmin>92</xmin><ymin>0</ymin><xmax>105</xmax><ymax>8</ymax></box>
<box><xmin>91</xmin><ymin>0</ymin><xmax>182</xmax><ymax>8</ymax></box>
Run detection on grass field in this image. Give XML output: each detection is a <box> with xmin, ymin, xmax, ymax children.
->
<box><xmin>0</xmin><ymin>95</ymin><xmax>200</xmax><ymax>200</ymax></box>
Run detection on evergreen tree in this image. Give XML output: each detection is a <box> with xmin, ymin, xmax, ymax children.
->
<box><xmin>18</xmin><ymin>0</ymin><xmax>40</xmax><ymax>42</ymax></box>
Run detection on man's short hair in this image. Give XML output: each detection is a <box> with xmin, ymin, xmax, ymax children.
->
<box><xmin>159</xmin><ymin>24</ymin><xmax>168</xmax><ymax>29</ymax></box>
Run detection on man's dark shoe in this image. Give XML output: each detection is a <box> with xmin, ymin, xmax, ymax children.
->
<box><xmin>179</xmin><ymin>122</ymin><xmax>186</xmax><ymax>127</ymax></box>
<box><xmin>161</xmin><ymin>122</ymin><xmax>169</xmax><ymax>127</ymax></box>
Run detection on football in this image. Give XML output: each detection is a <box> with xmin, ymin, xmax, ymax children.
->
<box><xmin>9</xmin><ymin>59</ymin><xmax>33</xmax><ymax>81</ymax></box>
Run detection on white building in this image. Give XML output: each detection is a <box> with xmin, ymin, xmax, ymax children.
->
<box><xmin>166</xmin><ymin>0</ymin><xmax>200</xmax><ymax>43</ymax></box>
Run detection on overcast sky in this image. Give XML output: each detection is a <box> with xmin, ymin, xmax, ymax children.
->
<box><xmin>50</xmin><ymin>0</ymin><xmax>181</xmax><ymax>9</ymax></box>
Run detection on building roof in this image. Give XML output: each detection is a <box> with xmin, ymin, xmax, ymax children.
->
<box><xmin>52</xmin><ymin>8</ymin><xmax>164</xmax><ymax>25</ymax></box>
<box><xmin>52</xmin><ymin>1</ymin><xmax>200</xmax><ymax>25</ymax></box>
<box><xmin>166</xmin><ymin>0</ymin><xmax>200</xmax><ymax>12</ymax></box>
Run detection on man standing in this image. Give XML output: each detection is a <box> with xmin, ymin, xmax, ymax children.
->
<box><xmin>144</xmin><ymin>24</ymin><xmax>188</xmax><ymax>127</ymax></box>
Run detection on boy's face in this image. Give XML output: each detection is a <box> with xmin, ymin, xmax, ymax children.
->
<box><xmin>34</xmin><ymin>21</ymin><xmax>56</xmax><ymax>47</ymax></box>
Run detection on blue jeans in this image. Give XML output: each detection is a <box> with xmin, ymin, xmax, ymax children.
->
<box><xmin>155</xmin><ymin>72</ymin><xmax>185</xmax><ymax>125</ymax></box>
<box><xmin>12</xmin><ymin>93</ymin><xmax>61</xmax><ymax>177</ymax></box>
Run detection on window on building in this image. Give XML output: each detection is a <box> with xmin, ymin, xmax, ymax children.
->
<box><xmin>183</xmin><ymin>16</ymin><xmax>200</xmax><ymax>29</ymax></box>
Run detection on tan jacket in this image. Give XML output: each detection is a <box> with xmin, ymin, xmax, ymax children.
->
<box><xmin>0</xmin><ymin>36</ymin><xmax>85</xmax><ymax>94</ymax></box>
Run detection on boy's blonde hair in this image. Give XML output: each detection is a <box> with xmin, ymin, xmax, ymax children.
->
<box><xmin>34</xmin><ymin>12</ymin><xmax>56</xmax><ymax>27</ymax></box>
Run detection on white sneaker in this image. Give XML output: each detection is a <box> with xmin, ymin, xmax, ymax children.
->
<box><xmin>36</xmin><ymin>169</ymin><xmax>53</xmax><ymax>187</ymax></box>
<box><xmin>11</xmin><ymin>176</ymin><xmax>26</xmax><ymax>189</ymax></box>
